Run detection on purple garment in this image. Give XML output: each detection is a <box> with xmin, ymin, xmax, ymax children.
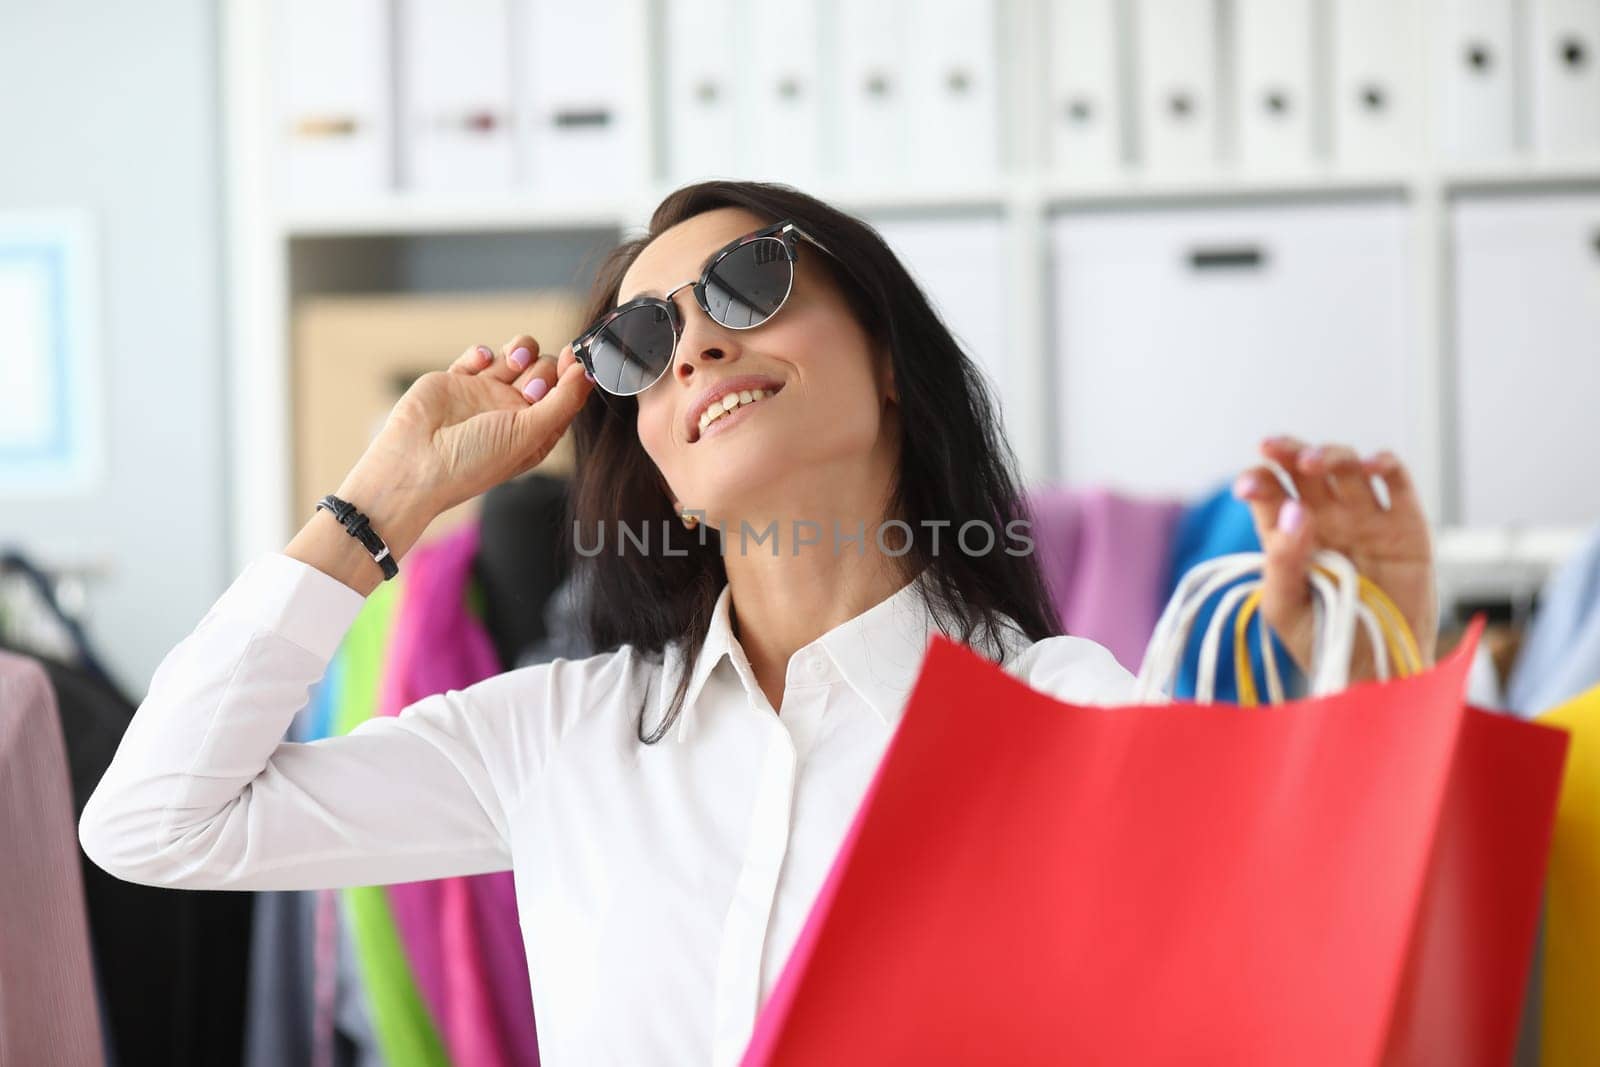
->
<box><xmin>1025</xmin><ymin>486</ymin><xmax>1186</xmax><ymax>672</ymax></box>
<box><xmin>377</xmin><ymin>520</ymin><xmax>539</xmax><ymax>1066</ymax></box>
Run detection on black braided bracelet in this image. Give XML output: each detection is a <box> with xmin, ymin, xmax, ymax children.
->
<box><xmin>315</xmin><ymin>494</ymin><xmax>399</xmax><ymax>581</ymax></box>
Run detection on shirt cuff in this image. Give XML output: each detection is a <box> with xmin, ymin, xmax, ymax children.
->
<box><xmin>209</xmin><ymin>553</ymin><xmax>371</xmax><ymax>662</ymax></box>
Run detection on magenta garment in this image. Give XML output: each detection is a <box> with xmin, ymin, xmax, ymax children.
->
<box><xmin>376</xmin><ymin>520</ymin><xmax>539</xmax><ymax>1067</ymax></box>
<box><xmin>1024</xmin><ymin>486</ymin><xmax>1186</xmax><ymax>672</ymax></box>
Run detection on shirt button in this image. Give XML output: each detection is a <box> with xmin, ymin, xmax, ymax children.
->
<box><xmin>809</xmin><ymin>655</ymin><xmax>827</xmax><ymax>676</ymax></box>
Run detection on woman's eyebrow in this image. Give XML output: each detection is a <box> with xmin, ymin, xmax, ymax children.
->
<box><xmin>619</xmin><ymin>245</ymin><xmax>724</xmax><ymax>305</ymax></box>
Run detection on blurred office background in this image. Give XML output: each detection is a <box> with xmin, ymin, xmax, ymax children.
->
<box><xmin>2</xmin><ymin>2</ymin><xmax>1599</xmax><ymax>1063</ymax></box>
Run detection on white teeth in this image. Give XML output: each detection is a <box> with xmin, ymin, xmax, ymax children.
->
<box><xmin>696</xmin><ymin>386</ymin><xmax>777</xmax><ymax>438</ymax></box>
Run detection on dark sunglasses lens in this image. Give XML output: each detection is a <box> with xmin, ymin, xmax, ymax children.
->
<box><xmin>588</xmin><ymin>304</ymin><xmax>675</xmax><ymax>395</ymax></box>
<box><xmin>703</xmin><ymin>238</ymin><xmax>793</xmax><ymax>328</ymax></box>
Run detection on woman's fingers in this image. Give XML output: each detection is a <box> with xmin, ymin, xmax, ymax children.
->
<box><xmin>1236</xmin><ymin>437</ymin><xmax>1436</xmax><ymax>676</ymax></box>
<box><xmin>449</xmin><ymin>344</ymin><xmax>496</xmax><ymax>375</ymax></box>
<box><xmin>448</xmin><ymin>335</ymin><xmax>537</xmax><ymax>380</ymax></box>
<box><xmin>477</xmin><ymin>334</ymin><xmax>539</xmax><ymax>385</ymax></box>
<box><xmin>449</xmin><ymin>336</ymin><xmax>584</xmax><ymax>401</ymax></box>
<box><xmin>1236</xmin><ymin>456</ymin><xmax>1319</xmax><ymax>669</ymax></box>
<box><xmin>1233</xmin><ymin>463</ymin><xmax>1289</xmax><ymax>536</ymax></box>
<box><xmin>1300</xmin><ymin>443</ymin><xmax>1379</xmax><ymax>511</ymax></box>
<box><xmin>510</xmin><ymin>345</ymin><xmax>564</xmax><ymax>402</ymax></box>
<box><xmin>1362</xmin><ymin>449</ymin><xmax>1416</xmax><ymax>512</ymax></box>
<box><xmin>1257</xmin><ymin>491</ymin><xmax>1318</xmax><ymax>669</ymax></box>
<box><xmin>1261</xmin><ymin>435</ymin><xmax>1338</xmax><ymax>510</ymax></box>
<box><xmin>510</xmin><ymin>360</ymin><xmax>594</xmax><ymax>458</ymax></box>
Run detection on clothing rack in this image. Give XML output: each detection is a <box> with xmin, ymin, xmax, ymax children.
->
<box><xmin>1434</xmin><ymin>525</ymin><xmax>1587</xmax><ymax>629</ymax></box>
<box><xmin>0</xmin><ymin>548</ymin><xmax>119</xmax><ymax>696</ymax></box>
<box><xmin>0</xmin><ymin>551</ymin><xmax>108</xmax><ymax>618</ymax></box>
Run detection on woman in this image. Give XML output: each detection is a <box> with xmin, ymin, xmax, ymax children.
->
<box><xmin>79</xmin><ymin>181</ymin><xmax>1436</xmax><ymax>1065</ymax></box>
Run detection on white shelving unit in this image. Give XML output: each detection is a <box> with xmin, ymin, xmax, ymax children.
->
<box><xmin>223</xmin><ymin>0</ymin><xmax>1598</xmax><ymax>587</ymax></box>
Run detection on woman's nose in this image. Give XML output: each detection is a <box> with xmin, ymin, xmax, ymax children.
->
<box><xmin>675</xmin><ymin>344</ymin><xmax>727</xmax><ymax>381</ymax></box>
<box><xmin>671</xmin><ymin>305</ymin><xmax>739</xmax><ymax>382</ymax></box>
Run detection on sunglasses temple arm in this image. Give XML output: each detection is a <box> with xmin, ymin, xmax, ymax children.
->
<box><xmin>570</xmin><ymin>340</ymin><xmax>610</xmax><ymax>407</ymax></box>
<box><xmin>786</xmin><ymin>222</ymin><xmax>833</xmax><ymax>259</ymax></box>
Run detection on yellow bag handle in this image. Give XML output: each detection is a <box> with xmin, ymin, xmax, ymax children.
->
<box><xmin>1233</xmin><ymin>572</ymin><xmax>1423</xmax><ymax>707</ymax></box>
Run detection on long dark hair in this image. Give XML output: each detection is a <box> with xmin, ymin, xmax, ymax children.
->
<box><xmin>562</xmin><ymin>180</ymin><xmax>1061</xmax><ymax>743</ymax></box>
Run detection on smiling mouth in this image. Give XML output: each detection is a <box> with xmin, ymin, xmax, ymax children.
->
<box><xmin>693</xmin><ymin>385</ymin><xmax>783</xmax><ymax>442</ymax></box>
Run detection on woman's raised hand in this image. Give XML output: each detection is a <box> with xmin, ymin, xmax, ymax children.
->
<box><xmin>291</xmin><ymin>335</ymin><xmax>593</xmax><ymax>595</ymax></box>
<box><xmin>1235</xmin><ymin>438</ymin><xmax>1439</xmax><ymax>681</ymax></box>
<box><xmin>348</xmin><ymin>333</ymin><xmax>595</xmax><ymax>520</ymax></box>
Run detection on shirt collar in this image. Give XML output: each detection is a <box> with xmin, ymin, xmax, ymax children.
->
<box><xmin>662</xmin><ymin>567</ymin><xmax>1030</xmax><ymax>744</ymax></box>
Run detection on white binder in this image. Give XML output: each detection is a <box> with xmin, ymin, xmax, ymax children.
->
<box><xmin>906</xmin><ymin>0</ymin><xmax>1002</xmax><ymax>181</ymax></box>
<box><xmin>741</xmin><ymin>0</ymin><xmax>824</xmax><ymax>184</ymax></box>
<box><xmin>869</xmin><ymin>214</ymin><xmax>1011</xmax><ymax>430</ymax></box>
<box><xmin>1439</xmin><ymin>0</ymin><xmax>1519</xmax><ymax>159</ymax></box>
<box><xmin>833</xmin><ymin>0</ymin><xmax>911</xmax><ymax>183</ymax></box>
<box><xmin>396</xmin><ymin>0</ymin><xmax>516</xmax><ymax>192</ymax></box>
<box><xmin>665</xmin><ymin>0</ymin><xmax>742</xmax><ymax>182</ymax></box>
<box><xmin>1529</xmin><ymin>0</ymin><xmax>1600</xmax><ymax>155</ymax></box>
<box><xmin>1234</xmin><ymin>0</ymin><xmax>1317</xmax><ymax>168</ymax></box>
<box><xmin>1045</xmin><ymin>0</ymin><xmax>1123</xmax><ymax>175</ymax></box>
<box><xmin>1331</xmin><ymin>0</ymin><xmax>1424</xmax><ymax>166</ymax></box>
<box><xmin>1050</xmin><ymin>202</ymin><xmax>1419</xmax><ymax>496</ymax></box>
<box><xmin>517</xmin><ymin>0</ymin><xmax>647</xmax><ymax>196</ymax></box>
<box><xmin>1134</xmin><ymin>0</ymin><xmax>1220</xmax><ymax>172</ymax></box>
<box><xmin>275</xmin><ymin>0</ymin><xmax>394</xmax><ymax>203</ymax></box>
<box><xmin>1453</xmin><ymin>194</ymin><xmax>1600</xmax><ymax>526</ymax></box>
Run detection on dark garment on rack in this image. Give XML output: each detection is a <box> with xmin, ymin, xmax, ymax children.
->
<box><xmin>514</xmin><ymin>567</ymin><xmax>596</xmax><ymax>669</ymax></box>
<box><xmin>245</xmin><ymin>699</ymin><xmax>384</xmax><ymax>1067</ymax></box>
<box><xmin>243</xmin><ymin>889</ymin><xmax>318</xmax><ymax>1067</ymax></box>
<box><xmin>5</xmin><ymin>548</ymin><xmax>256</xmax><ymax>1065</ymax></box>
<box><xmin>4</xmin><ymin>641</ymin><xmax>255</xmax><ymax>1067</ymax></box>
<box><xmin>475</xmin><ymin>472</ymin><xmax>573</xmax><ymax>670</ymax></box>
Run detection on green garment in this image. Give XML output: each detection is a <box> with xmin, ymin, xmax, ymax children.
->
<box><xmin>329</xmin><ymin>576</ymin><xmax>451</xmax><ymax>1067</ymax></box>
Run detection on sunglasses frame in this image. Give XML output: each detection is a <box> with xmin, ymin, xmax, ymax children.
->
<box><xmin>570</xmin><ymin>219</ymin><xmax>834</xmax><ymax>401</ymax></box>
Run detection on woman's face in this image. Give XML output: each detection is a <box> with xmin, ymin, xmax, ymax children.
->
<box><xmin>622</xmin><ymin>207</ymin><xmax>898</xmax><ymax>529</ymax></box>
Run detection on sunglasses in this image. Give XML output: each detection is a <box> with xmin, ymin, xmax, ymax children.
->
<box><xmin>570</xmin><ymin>219</ymin><xmax>834</xmax><ymax>399</ymax></box>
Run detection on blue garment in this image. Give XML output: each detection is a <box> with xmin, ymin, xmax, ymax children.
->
<box><xmin>308</xmin><ymin>651</ymin><xmax>343</xmax><ymax>742</ymax></box>
<box><xmin>1504</xmin><ymin>523</ymin><xmax>1600</xmax><ymax>718</ymax></box>
<box><xmin>1164</xmin><ymin>484</ymin><xmax>1301</xmax><ymax>703</ymax></box>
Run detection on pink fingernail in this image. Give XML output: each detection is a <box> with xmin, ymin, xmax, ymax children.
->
<box><xmin>523</xmin><ymin>377</ymin><xmax>549</xmax><ymax>402</ymax></box>
<box><xmin>510</xmin><ymin>346</ymin><xmax>533</xmax><ymax>370</ymax></box>
<box><xmin>476</xmin><ymin>345</ymin><xmax>493</xmax><ymax>360</ymax></box>
<box><xmin>1277</xmin><ymin>500</ymin><xmax>1305</xmax><ymax>534</ymax></box>
<box><xmin>584</xmin><ymin>368</ymin><xmax>596</xmax><ymax>382</ymax></box>
<box><xmin>1232</xmin><ymin>472</ymin><xmax>1258</xmax><ymax>500</ymax></box>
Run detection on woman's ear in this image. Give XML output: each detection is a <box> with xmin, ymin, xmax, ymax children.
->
<box><xmin>879</xmin><ymin>347</ymin><xmax>898</xmax><ymax>404</ymax></box>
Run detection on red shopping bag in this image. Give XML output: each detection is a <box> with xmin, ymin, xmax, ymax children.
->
<box><xmin>742</xmin><ymin>620</ymin><xmax>1568</xmax><ymax>1066</ymax></box>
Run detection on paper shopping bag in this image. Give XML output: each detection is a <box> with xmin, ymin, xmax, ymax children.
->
<box><xmin>1531</xmin><ymin>684</ymin><xmax>1600</xmax><ymax>1066</ymax></box>
<box><xmin>742</xmin><ymin>622</ymin><xmax>1568</xmax><ymax>1066</ymax></box>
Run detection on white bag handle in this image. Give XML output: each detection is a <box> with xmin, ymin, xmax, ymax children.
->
<box><xmin>1133</xmin><ymin>549</ymin><xmax>1392</xmax><ymax>705</ymax></box>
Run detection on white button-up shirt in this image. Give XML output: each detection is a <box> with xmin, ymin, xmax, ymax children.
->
<box><xmin>79</xmin><ymin>553</ymin><xmax>1137</xmax><ymax>1066</ymax></box>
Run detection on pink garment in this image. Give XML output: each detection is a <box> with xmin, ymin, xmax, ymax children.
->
<box><xmin>376</xmin><ymin>520</ymin><xmax>539</xmax><ymax>1067</ymax></box>
<box><xmin>1024</xmin><ymin>485</ymin><xmax>1186</xmax><ymax>672</ymax></box>
<box><xmin>0</xmin><ymin>651</ymin><xmax>105</xmax><ymax>1066</ymax></box>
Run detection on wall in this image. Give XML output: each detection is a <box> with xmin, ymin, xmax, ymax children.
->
<box><xmin>0</xmin><ymin>0</ymin><xmax>227</xmax><ymax>696</ymax></box>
